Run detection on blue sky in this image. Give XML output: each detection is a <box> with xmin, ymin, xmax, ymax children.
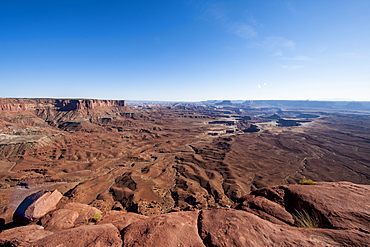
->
<box><xmin>1</xmin><ymin>0</ymin><xmax>369</xmax><ymax>101</ymax></box>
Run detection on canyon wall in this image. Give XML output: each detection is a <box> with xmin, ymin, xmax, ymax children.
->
<box><xmin>0</xmin><ymin>98</ymin><xmax>128</xmax><ymax>113</ymax></box>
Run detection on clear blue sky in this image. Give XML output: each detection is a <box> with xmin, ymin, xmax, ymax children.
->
<box><xmin>1</xmin><ymin>0</ymin><xmax>369</xmax><ymax>101</ymax></box>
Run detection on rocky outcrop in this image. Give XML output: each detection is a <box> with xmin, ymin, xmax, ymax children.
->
<box><xmin>122</xmin><ymin>210</ymin><xmax>204</xmax><ymax>247</ymax></box>
<box><xmin>0</xmin><ymin>225</ymin><xmax>53</xmax><ymax>246</ymax></box>
<box><xmin>0</xmin><ymin>97</ymin><xmax>132</xmax><ymax>162</ymax></box>
<box><xmin>242</xmin><ymin>124</ymin><xmax>260</xmax><ymax>133</ymax></box>
<box><xmin>97</xmin><ymin>211</ymin><xmax>148</xmax><ymax>231</ymax></box>
<box><xmin>198</xmin><ymin>208</ymin><xmax>369</xmax><ymax>247</ymax></box>
<box><xmin>63</xmin><ymin>203</ymin><xmax>102</xmax><ymax>226</ymax></box>
<box><xmin>65</xmin><ymin>173</ymin><xmax>115</xmax><ymax>205</ymax></box>
<box><xmin>13</xmin><ymin>190</ymin><xmax>63</xmax><ymax>224</ymax></box>
<box><xmin>0</xmin><ymin>98</ymin><xmax>130</xmax><ymax>117</ymax></box>
<box><xmin>245</xmin><ymin>181</ymin><xmax>370</xmax><ymax>232</ymax></box>
<box><xmin>0</xmin><ymin>98</ymin><xmax>127</xmax><ymax>111</ymax></box>
<box><xmin>235</xmin><ymin>194</ymin><xmax>295</xmax><ymax>225</ymax></box>
<box><xmin>0</xmin><ymin>99</ymin><xmax>27</xmax><ymax>112</ymax></box>
<box><xmin>0</xmin><ymin>182</ymin><xmax>369</xmax><ymax>246</ymax></box>
<box><xmin>55</xmin><ymin>99</ymin><xmax>126</xmax><ymax>111</ymax></box>
<box><xmin>30</xmin><ymin>223</ymin><xmax>122</xmax><ymax>247</ymax></box>
<box><xmin>40</xmin><ymin>208</ymin><xmax>79</xmax><ymax>231</ymax></box>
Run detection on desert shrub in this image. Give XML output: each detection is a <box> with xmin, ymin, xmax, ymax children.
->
<box><xmin>84</xmin><ymin>213</ymin><xmax>103</xmax><ymax>224</ymax></box>
<box><xmin>293</xmin><ymin>209</ymin><xmax>320</xmax><ymax>228</ymax></box>
<box><xmin>93</xmin><ymin>213</ymin><xmax>103</xmax><ymax>222</ymax></box>
<box><xmin>299</xmin><ymin>179</ymin><xmax>314</xmax><ymax>185</ymax></box>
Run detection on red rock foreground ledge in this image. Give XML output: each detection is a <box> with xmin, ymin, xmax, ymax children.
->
<box><xmin>0</xmin><ymin>181</ymin><xmax>369</xmax><ymax>246</ymax></box>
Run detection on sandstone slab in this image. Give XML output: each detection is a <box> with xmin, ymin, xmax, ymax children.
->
<box><xmin>198</xmin><ymin>208</ymin><xmax>370</xmax><ymax>247</ymax></box>
<box><xmin>122</xmin><ymin>210</ymin><xmax>204</xmax><ymax>247</ymax></box>
<box><xmin>13</xmin><ymin>190</ymin><xmax>63</xmax><ymax>224</ymax></box>
<box><xmin>63</xmin><ymin>202</ymin><xmax>102</xmax><ymax>225</ymax></box>
<box><xmin>40</xmin><ymin>208</ymin><xmax>79</xmax><ymax>231</ymax></box>
<box><xmin>235</xmin><ymin>194</ymin><xmax>295</xmax><ymax>225</ymax></box>
<box><xmin>252</xmin><ymin>182</ymin><xmax>370</xmax><ymax>232</ymax></box>
<box><xmin>98</xmin><ymin>210</ymin><xmax>148</xmax><ymax>231</ymax></box>
<box><xmin>30</xmin><ymin>223</ymin><xmax>122</xmax><ymax>247</ymax></box>
<box><xmin>0</xmin><ymin>225</ymin><xmax>53</xmax><ymax>246</ymax></box>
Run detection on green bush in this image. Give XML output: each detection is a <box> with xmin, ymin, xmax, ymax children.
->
<box><xmin>93</xmin><ymin>213</ymin><xmax>103</xmax><ymax>222</ymax></box>
<box><xmin>298</xmin><ymin>179</ymin><xmax>314</xmax><ymax>185</ymax></box>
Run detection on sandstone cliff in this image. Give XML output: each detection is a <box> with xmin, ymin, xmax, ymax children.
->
<box><xmin>0</xmin><ymin>97</ymin><xmax>132</xmax><ymax>129</ymax></box>
<box><xmin>0</xmin><ymin>98</ymin><xmax>128</xmax><ymax>112</ymax></box>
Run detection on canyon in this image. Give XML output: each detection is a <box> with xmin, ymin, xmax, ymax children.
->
<box><xmin>0</xmin><ymin>98</ymin><xmax>370</xmax><ymax>244</ymax></box>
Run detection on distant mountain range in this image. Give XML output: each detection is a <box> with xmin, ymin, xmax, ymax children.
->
<box><xmin>200</xmin><ymin>100</ymin><xmax>370</xmax><ymax>111</ymax></box>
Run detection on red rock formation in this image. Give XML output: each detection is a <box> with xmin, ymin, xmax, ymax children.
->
<box><xmin>0</xmin><ymin>182</ymin><xmax>369</xmax><ymax>246</ymax></box>
<box><xmin>245</xmin><ymin>181</ymin><xmax>370</xmax><ymax>232</ymax></box>
<box><xmin>54</xmin><ymin>99</ymin><xmax>126</xmax><ymax>111</ymax></box>
<box><xmin>122</xmin><ymin>210</ymin><xmax>204</xmax><ymax>247</ymax></box>
<box><xmin>41</xmin><ymin>208</ymin><xmax>79</xmax><ymax>231</ymax></box>
<box><xmin>62</xmin><ymin>202</ymin><xmax>102</xmax><ymax>226</ymax></box>
<box><xmin>13</xmin><ymin>190</ymin><xmax>63</xmax><ymax>224</ymax></box>
<box><xmin>0</xmin><ymin>98</ymin><xmax>129</xmax><ymax>113</ymax></box>
<box><xmin>0</xmin><ymin>225</ymin><xmax>53</xmax><ymax>246</ymax></box>
<box><xmin>30</xmin><ymin>223</ymin><xmax>122</xmax><ymax>247</ymax></box>
<box><xmin>97</xmin><ymin>211</ymin><xmax>148</xmax><ymax>231</ymax></box>
<box><xmin>0</xmin><ymin>99</ymin><xmax>28</xmax><ymax>112</ymax></box>
<box><xmin>198</xmin><ymin>208</ymin><xmax>369</xmax><ymax>247</ymax></box>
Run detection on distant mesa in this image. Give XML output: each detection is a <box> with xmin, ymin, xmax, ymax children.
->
<box><xmin>208</xmin><ymin>121</ymin><xmax>235</xmax><ymax>126</ymax></box>
<box><xmin>215</xmin><ymin>100</ymin><xmax>233</xmax><ymax>106</ymax></box>
<box><xmin>0</xmin><ymin>98</ymin><xmax>129</xmax><ymax>112</ymax></box>
<box><xmin>277</xmin><ymin>119</ymin><xmax>311</xmax><ymax>127</ymax></box>
<box><xmin>199</xmin><ymin>99</ymin><xmax>370</xmax><ymax>112</ymax></box>
<box><xmin>237</xmin><ymin>116</ymin><xmax>251</xmax><ymax>121</ymax></box>
<box><xmin>55</xmin><ymin>99</ymin><xmax>126</xmax><ymax>111</ymax></box>
<box><xmin>344</xmin><ymin>102</ymin><xmax>364</xmax><ymax>109</ymax></box>
<box><xmin>55</xmin><ymin>99</ymin><xmax>127</xmax><ymax>111</ymax></box>
<box><xmin>263</xmin><ymin>113</ymin><xmax>281</xmax><ymax>120</ymax></box>
<box><xmin>234</xmin><ymin>100</ymin><xmax>370</xmax><ymax>111</ymax></box>
<box><xmin>295</xmin><ymin>113</ymin><xmax>320</xmax><ymax>119</ymax></box>
<box><xmin>277</xmin><ymin>119</ymin><xmax>301</xmax><ymax>127</ymax></box>
<box><xmin>242</xmin><ymin>124</ymin><xmax>260</xmax><ymax>133</ymax></box>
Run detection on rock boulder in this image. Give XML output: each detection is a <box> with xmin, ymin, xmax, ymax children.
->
<box><xmin>13</xmin><ymin>190</ymin><xmax>63</xmax><ymax>224</ymax></box>
<box><xmin>40</xmin><ymin>208</ymin><xmax>79</xmax><ymax>231</ymax></box>
<box><xmin>122</xmin><ymin>210</ymin><xmax>204</xmax><ymax>247</ymax></box>
<box><xmin>62</xmin><ymin>202</ymin><xmax>102</xmax><ymax>226</ymax></box>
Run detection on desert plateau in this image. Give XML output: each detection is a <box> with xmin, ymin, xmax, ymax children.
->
<box><xmin>0</xmin><ymin>98</ymin><xmax>370</xmax><ymax>246</ymax></box>
<box><xmin>2</xmin><ymin>0</ymin><xmax>370</xmax><ymax>245</ymax></box>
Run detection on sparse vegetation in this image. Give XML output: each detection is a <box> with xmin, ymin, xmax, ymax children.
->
<box><xmin>293</xmin><ymin>209</ymin><xmax>321</xmax><ymax>228</ymax></box>
<box><xmin>93</xmin><ymin>213</ymin><xmax>103</xmax><ymax>222</ymax></box>
<box><xmin>299</xmin><ymin>179</ymin><xmax>314</xmax><ymax>185</ymax></box>
<box><xmin>84</xmin><ymin>213</ymin><xmax>103</xmax><ymax>224</ymax></box>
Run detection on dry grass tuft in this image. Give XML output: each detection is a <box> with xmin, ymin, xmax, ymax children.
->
<box><xmin>293</xmin><ymin>209</ymin><xmax>321</xmax><ymax>228</ymax></box>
